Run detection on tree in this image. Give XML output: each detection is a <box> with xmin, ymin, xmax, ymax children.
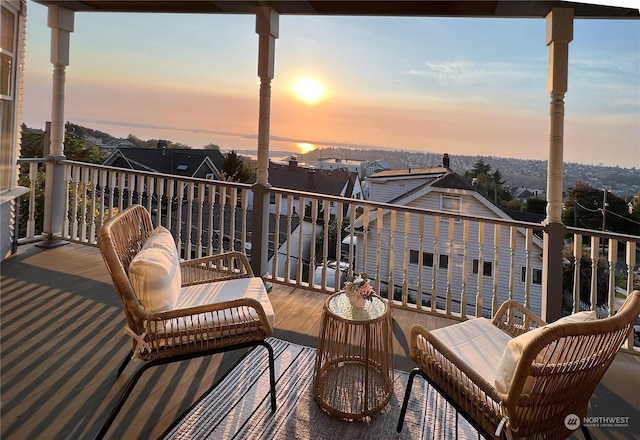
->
<box><xmin>222</xmin><ymin>150</ymin><xmax>255</xmax><ymax>183</ymax></box>
<box><xmin>18</xmin><ymin>127</ymin><xmax>108</xmax><ymax>236</ymax></box>
<box><xmin>464</xmin><ymin>159</ymin><xmax>512</xmax><ymax>205</ymax></box>
<box><xmin>203</xmin><ymin>143</ymin><xmax>220</xmax><ymax>150</ymax></box>
<box><xmin>562</xmin><ymin>184</ymin><xmax>639</xmax><ymax>235</ymax></box>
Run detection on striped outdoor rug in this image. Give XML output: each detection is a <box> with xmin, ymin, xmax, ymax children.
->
<box><xmin>162</xmin><ymin>338</ymin><xmax>482</xmax><ymax>440</ymax></box>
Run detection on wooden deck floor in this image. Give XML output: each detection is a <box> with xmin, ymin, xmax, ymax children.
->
<box><xmin>1</xmin><ymin>243</ymin><xmax>639</xmax><ymax>439</ymax></box>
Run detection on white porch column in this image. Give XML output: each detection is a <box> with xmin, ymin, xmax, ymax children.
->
<box><xmin>41</xmin><ymin>5</ymin><xmax>73</xmax><ymax>246</ymax></box>
<box><xmin>251</xmin><ymin>7</ymin><xmax>279</xmax><ymax>278</ymax></box>
<box><xmin>542</xmin><ymin>8</ymin><xmax>573</xmax><ymax>322</ymax></box>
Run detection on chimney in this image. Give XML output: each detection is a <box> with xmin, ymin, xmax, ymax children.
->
<box><xmin>288</xmin><ymin>155</ymin><xmax>298</xmax><ymax>172</ymax></box>
<box><xmin>157</xmin><ymin>139</ymin><xmax>168</xmax><ymax>155</ymax></box>
<box><xmin>443</xmin><ymin>153</ymin><xmax>450</xmax><ymax>169</ymax></box>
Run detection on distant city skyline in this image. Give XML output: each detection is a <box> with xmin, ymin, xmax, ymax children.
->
<box><xmin>21</xmin><ymin>1</ymin><xmax>639</xmax><ymax>168</ymax></box>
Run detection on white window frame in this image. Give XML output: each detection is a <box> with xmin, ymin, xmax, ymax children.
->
<box><xmin>441</xmin><ymin>195</ymin><xmax>461</xmax><ymax>213</ymax></box>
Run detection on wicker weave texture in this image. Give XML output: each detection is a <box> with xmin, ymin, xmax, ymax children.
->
<box><xmin>313</xmin><ymin>293</ymin><xmax>394</xmax><ymax>419</ymax></box>
<box><xmin>409</xmin><ymin>291</ymin><xmax>640</xmax><ymax>439</ymax></box>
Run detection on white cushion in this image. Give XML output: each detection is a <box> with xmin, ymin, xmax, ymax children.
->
<box><xmin>174</xmin><ymin>277</ymin><xmax>275</xmax><ymax>328</ymax></box>
<box><xmin>430</xmin><ymin>318</ymin><xmax>511</xmax><ymax>387</ymax></box>
<box><xmin>494</xmin><ymin>310</ymin><xmax>596</xmax><ymax>394</ymax></box>
<box><xmin>129</xmin><ymin>226</ymin><xmax>181</xmax><ymax>312</ymax></box>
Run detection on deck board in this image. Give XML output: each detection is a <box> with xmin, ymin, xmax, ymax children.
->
<box><xmin>1</xmin><ymin>243</ymin><xmax>638</xmax><ymax>439</ymax></box>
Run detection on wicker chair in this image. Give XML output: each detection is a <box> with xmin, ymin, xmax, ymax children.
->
<box><xmin>96</xmin><ymin>205</ymin><xmax>276</xmax><ymax>439</ymax></box>
<box><xmin>397</xmin><ymin>291</ymin><xmax>640</xmax><ymax>440</ymax></box>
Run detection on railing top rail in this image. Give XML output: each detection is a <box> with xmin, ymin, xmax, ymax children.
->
<box><xmin>59</xmin><ymin>160</ymin><xmax>252</xmax><ymax>191</ymax></box>
<box><xmin>565</xmin><ymin>225</ymin><xmax>640</xmax><ymax>242</ymax></box>
<box><xmin>17</xmin><ymin>158</ymin><xmax>47</xmax><ymax>164</ymax></box>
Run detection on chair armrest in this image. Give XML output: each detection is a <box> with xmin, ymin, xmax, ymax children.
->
<box><xmin>180</xmin><ymin>251</ymin><xmax>255</xmax><ymax>286</ymax></box>
<box><xmin>145</xmin><ymin>296</ymin><xmax>273</xmax><ymax>336</ymax></box>
<box><xmin>491</xmin><ymin>300</ymin><xmax>546</xmax><ymax>337</ymax></box>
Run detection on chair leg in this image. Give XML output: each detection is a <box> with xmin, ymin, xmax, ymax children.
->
<box><xmin>116</xmin><ymin>350</ymin><xmax>133</xmax><ymax>376</ymax></box>
<box><xmin>259</xmin><ymin>340</ymin><xmax>277</xmax><ymax>412</ymax></box>
<box><xmin>96</xmin><ymin>360</ymin><xmax>157</xmax><ymax>440</ymax></box>
<box><xmin>582</xmin><ymin>425</ymin><xmax>592</xmax><ymax>440</ymax></box>
<box><xmin>397</xmin><ymin>368</ymin><xmax>421</xmax><ymax>433</ymax></box>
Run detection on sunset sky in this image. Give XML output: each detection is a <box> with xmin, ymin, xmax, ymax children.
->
<box><xmin>21</xmin><ymin>1</ymin><xmax>639</xmax><ymax>168</ymax></box>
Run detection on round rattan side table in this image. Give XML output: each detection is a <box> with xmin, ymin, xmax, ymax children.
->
<box><xmin>312</xmin><ymin>292</ymin><xmax>394</xmax><ymax>419</ymax></box>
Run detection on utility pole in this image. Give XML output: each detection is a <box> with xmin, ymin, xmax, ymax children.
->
<box><xmin>602</xmin><ymin>188</ymin><xmax>608</xmax><ymax>231</ymax></box>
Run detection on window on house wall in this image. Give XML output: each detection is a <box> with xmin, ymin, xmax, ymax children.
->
<box><xmin>472</xmin><ymin>259</ymin><xmax>493</xmax><ymax>277</ymax></box>
<box><xmin>1</xmin><ymin>3</ymin><xmax>17</xmax><ymax>192</ymax></box>
<box><xmin>409</xmin><ymin>250</ymin><xmax>434</xmax><ymax>267</ymax></box>
<box><xmin>521</xmin><ymin>267</ymin><xmax>543</xmax><ymax>285</ymax></box>
<box><xmin>438</xmin><ymin>254</ymin><xmax>449</xmax><ymax>269</ymax></box>
<box><xmin>441</xmin><ymin>195</ymin><xmax>461</xmax><ymax>213</ymax></box>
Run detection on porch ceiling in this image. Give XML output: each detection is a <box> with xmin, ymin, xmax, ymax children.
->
<box><xmin>32</xmin><ymin>0</ymin><xmax>640</xmax><ymax>18</ymax></box>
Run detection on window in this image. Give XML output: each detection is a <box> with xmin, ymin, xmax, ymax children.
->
<box><xmin>441</xmin><ymin>195</ymin><xmax>461</xmax><ymax>213</ymax></box>
<box><xmin>409</xmin><ymin>250</ymin><xmax>434</xmax><ymax>267</ymax></box>
<box><xmin>473</xmin><ymin>259</ymin><xmax>493</xmax><ymax>277</ymax></box>
<box><xmin>438</xmin><ymin>254</ymin><xmax>449</xmax><ymax>269</ymax></box>
<box><xmin>1</xmin><ymin>5</ymin><xmax>15</xmax><ymax>99</ymax></box>
<box><xmin>521</xmin><ymin>267</ymin><xmax>543</xmax><ymax>285</ymax></box>
<box><xmin>532</xmin><ymin>269</ymin><xmax>542</xmax><ymax>285</ymax></box>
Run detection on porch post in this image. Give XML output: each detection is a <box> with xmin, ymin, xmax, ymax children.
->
<box><xmin>542</xmin><ymin>8</ymin><xmax>573</xmax><ymax>322</ymax></box>
<box><xmin>251</xmin><ymin>7</ymin><xmax>279</xmax><ymax>278</ymax></box>
<box><xmin>40</xmin><ymin>5</ymin><xmax>73</xmax><ymax>246</ymax></box>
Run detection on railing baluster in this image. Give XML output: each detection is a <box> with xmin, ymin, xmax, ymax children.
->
<box><xmin>590</xmin><ymin>236</ymin><xmax>599</xmax><ymax>310</ymax></box>
<box><xmin>284</xmin><ymin>194</ymin><xmax>293</xmax><ymax>283</ymax></box>
<box><xmin>524</xmin><ymin>228</ymin><xmax>533</xmax><ymax>310</ymax></box>
<box><xmin>445</xmin><ymin>218</ymin><xmax>454</xmax><ymax>315</ymax></box>
<box><xmin>431</xmin><ymin>216</ymin><xmax>439</xmax><ymax>313</ymax></box>
<box><xmin>229</xmin><ymin>187</ymin><xmax>238</xmax><ymax>252</ymax></box>
<box><xmin>272</xmin><ymin>193</ymin><xmax>282</xmax><ymax>281</ymax></box>
<box><xmin>607</xmin><ymin>239</ymin><xmax>618</xmax><ymax>317</ymax></box>
<box><xmin>460</xmin><ymin>219</ymin><xmax>469</xmax><ymax>318</ymax></box>
<box><xmin>416</xmin><ymin>215</ymin><xmax>424</xmax><ymax>310</ymax></box>
<box><xmin>572</xmin><ymin>233</ymin><xmax>582</xmax><ymax>313</ymax></box>
<box><xmin>492</xmin><ymin>224</ymin><xmax>500</xmax><ymax>315</ymax></box>
<box><xmin>195</xmin><ymin>182</ymin><xmax>205</xmax><ymax>258</ymax></box>
<box><xmin>401</xmin><ymin>212</ymin><xmax>410</xmax><ymax>306</ymax></box>
<box><xmin>309</xmin><ymin>197</ymin><xmax>319</xmax><ymax>289</ymax></box>
<box><xmin>375</xmin><ymin>207</ymin><xmax>383</xmax><ymax>297</ymax></box>
<box><xmin>508</xmin><ymin>226</ymin><xmax>517</xmax><ymax>302</ymax></box>
<box><xmin>296</xmin><ymin>195</ymin><xmax>306</xmax><ymax>285</ymax></box>
<box><xmin>476</xmin><ymin>222</ymin><xmax>485</xmax><ymax>318</ymax></box>
<box><xmin>388</xmin><ymin>210</ymin><xmax>396</xmax><ymax>303</ymax></box>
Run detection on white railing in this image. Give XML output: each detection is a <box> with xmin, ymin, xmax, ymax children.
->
<box><xmin>16</xmin><ymin>158</ymin><xmax>46</xmax><ymax>244</ymax></box>
<box><xmin>15</xmin><ymin>160</ymin><xmax>640</xmax><ymax>349</ymax></box>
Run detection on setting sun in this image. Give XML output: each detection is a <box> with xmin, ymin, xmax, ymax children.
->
<box><xmin>294</xmin><ymin>78</ymin><xmax>324</xmax><ymax>104</ymax></box>
<box><xmin>295</xmin><ymin>142</ymin><xmax>316</xmax><ymax>154</ymax></box>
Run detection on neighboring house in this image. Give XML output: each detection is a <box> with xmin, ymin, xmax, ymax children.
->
<box><xmin>512</xmin><ymin>186</ymin><xmax>542</xmax><ymax>201</ymax></box>
<box><xmin>354</xmin><ymin>154</ymin><xmax>545</xmax><ymax>316</ymax></box>
<box><xmin>102</xmin><ymin>146</ymin><xmax>225</xmax><ymax>180</ymax></box>
<box><xmin>362</xmin><ymin>159</ymin><xmax>392</xmax><ymax>178</ymax></box>
<box><xmin>315</xmin><ymin>157</ymin><xmax>362</xmax><ymax>176</ymax></box>
<box><xmin>251</xmin><ymin>156</ymin><xmax>363</xmax><ymax>216</ymax></box>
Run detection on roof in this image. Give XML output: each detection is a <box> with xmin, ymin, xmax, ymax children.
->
<box><xmin>103</xmin><ymin>147</ymin><xmax>225</xmax><ymax>177</ymax></box>
<box><xmin>32</xmin><ymin>1</ymin><xmax>639</xmax><ymax>19</ymax></box>
<box><xmin>368</xmin><ymin>167</ymin><xmax>449</xmax><ymax>179</ymax></box>
<box><xmin>265</xmin><ymin>161</ymin><xmax>356</xmax><ymax>195</ymax></box>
